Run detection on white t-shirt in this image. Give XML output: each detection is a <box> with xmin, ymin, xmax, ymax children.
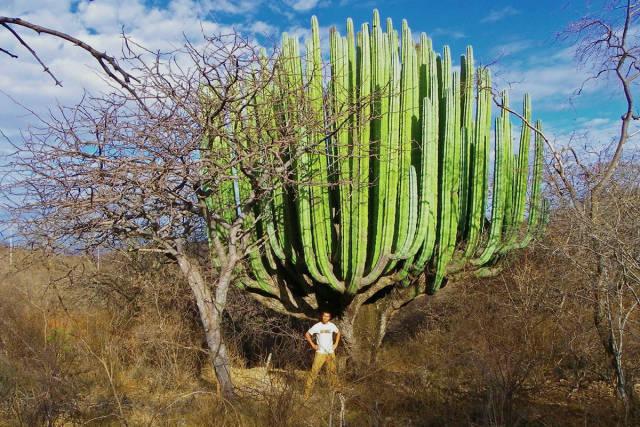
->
<box><xmin>307</xmin><ymin>321</ymin><xmax>339</xmax><ymax>354</ymax></box>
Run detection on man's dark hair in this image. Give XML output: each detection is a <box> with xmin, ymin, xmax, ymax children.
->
<box><xmin>320</xmin><ymin>311</ymin><xmax>332</xmax><ymax>318</ymax></box>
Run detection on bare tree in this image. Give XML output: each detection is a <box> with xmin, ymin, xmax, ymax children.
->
<box><xmin>0</xmin><ymin>16</ymin><xmax>139</xmax><ymax>97</ymax></box>
<box><xmin>536</xmin><ymin>0</ymin><xmax>640</xmax><ymax>410</ymax></box>
<box><xmin>1</xmin><ymin>29</ymin><xmax>332</xmax><ymax>398</ymax></box>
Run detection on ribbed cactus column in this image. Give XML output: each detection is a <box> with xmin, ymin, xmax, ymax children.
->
<box><xmin>203</xmin><ymin>11</ymin><xmax>546</xmax><ymax>345</ymax></box>
<box><xmin>463</xmin><ymin>68</ymin><xmax>492</xmax><ymax>260</ymax></box>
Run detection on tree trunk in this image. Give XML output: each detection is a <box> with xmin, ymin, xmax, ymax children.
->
<box><xmin>338</xmin><ymin>300</ymin><xmax>391</xmax><ymax>368</ymax></box>
<box><xmin>594</xmin><ymin>295</ymin><xmax>630</xmax><ymax>407</ymax></box>
<box><xmin>338</xmin><ymin>276</ymin><xmax>448</xmax><ymax>368</ymax></box>
<box><xmin>594</xmin><ymin>299</ymin><xmax>631</xmax><ymax>407</ymax></box>
<box><xmin>174</xmin><ymin>251</ymin><xmax>235</xmax><ymax>398</ymax></box>
<box><xmin>338</xmin><ymin>279</ymin><xmax>428</xmax><ymax>367</ymax></box>
<box><xmin>593</xmin><ymin>254</ymin><xmax>633</xmax><ymax>409</ymax></box>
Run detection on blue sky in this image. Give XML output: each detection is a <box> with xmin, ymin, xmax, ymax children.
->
<box><xmin>0</xmin><ymin>0</ymin><xmax>635</xmax><ymax>152</ymax></box>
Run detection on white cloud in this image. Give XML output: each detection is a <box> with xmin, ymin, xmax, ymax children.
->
<box><xmin>1</xmin><ymin>0</ymin><xmax>73</xmax><ymax>19</ymax></box>
<box><xmin>498</xmin><ymin>65</ymin><xmax>582</xmax><ymax>98</ymax></box>
<box><xmin>547</xmin><ymin>116</ymin><xmax>638</xmax><ymax>159</ymax></box>
<box><xmin>285</xmin><ymin>0</ymin><xmax>320</xmax><ymax>12</ymax></box>
<box><xmin>481</xmin><ymin>6</ymin><xmax>519</xmax><ymax>24</ymax></box>
<box><xmin>490</xmin><ymin>41</ymin><xmax>612</xmax><ymax>114</ymax></box>
<box><xmin>250</xmin><ymin>20</ymin><xmax>278</xmax><ymax>37</ymax></box>
<box><xmin>431</xmin><ymin>27</ymin><xmax>465</xmax><ymax>40</ymax></box>
<box><xmin>78</xmin><ymin>1</ymin><xmax>121</xmax><ymax>32</ymax></box>
<box><xmin>578</xmin><ymin>117</ymin><xmax>611</xmax><ymax>127</ymax></box>
<box><xmin>491</xmin><ymin>40</ymin><xmax>534</xmax><ymax>57</ymax></box>
<box><xmin>208</xmin><ymin>0</ymin><xmax>261</xmax><ymax>14</ymax></box>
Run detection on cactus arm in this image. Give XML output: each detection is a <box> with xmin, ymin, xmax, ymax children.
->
<box><xmin>412</xmin><ymin>43</ymin><xmax>440</xmax><ymax>271</ymax></box>
<box><xmin>360</xmin><ymin>29</ymin><xmax>401</xmax><ymax>285</ymax></box>
<box><xmin>243</xmin><ymin>212</ymin><xmax>280</xmax><ymax>295</ymax></box>
<box><xmin>406</xmin><ymin>33</ymin><xmax>431</xmax><ymax>258</ymax></box>
<box><xmin>387</xmin><ymin>17</ymin><xmax>397</xmax><ymax>54</ymax></box>
<box><xmin>501</xmin><ymin>94</ymin><xmax>532</xmax><ymax>253</ymax></box>
<box><xmin>347</xmin><ymin>19</ymin><xmax>357</xmax><ymax>112</ymax></box>
<box><xmin>394</xmin><ymin>20</ymin><xmax>419</xmax><ymax>258</ymax></box>
<box><xmin>265</xmin><ymin>205</ymin><xmax>285</xmax><ymax>261</ymax></box>
<box><xmin>269</xmin><ymin>145</ymin><xmax>290</xmax><ymax>262</ymax></box>
<box><xmin>267</xmin><ymin>74</ymin><xmax>299</xmax><ymax>266</ymax></box>
<box><xmin>349</xmin><ymin>23</ymin><xmax>371</xmax><ymax>291</ymax></box>
<box><xmin>368</xmin><ymin>12</ymin><xmax>384</xmax><ymax>268</ymax></box>
<box><xmin>275</xmin><ymin>37</ymin><xmax>301</xmax><ymax>266</ymax></box>
<box><xmin>306</xmin><ymin>18</ymin><xmax>345</xmax><ymax>292</ymax></box>
<box><xmin>251</xmin><ymin>75</ymin><xmax>287</xmax><ymax>263</ymax></box>
<box><xmin>517</xmin><ymin>120</ymin><xmax>545</xmax><ymax>248</ymax></box>
<box><xmin>451</xmin><ymin>70</ymin><xmax>462</xmax><ymax>237</ymax></box>
<box><xmin>330</xmin><ymin>28</ymin><xmax>352</xmax><ymax>281</ymax></box>
<box><xmin>404</xmin><ymin>33</ymin><xmax>429</xmax><ymax>258</ymax></box>
<box><xmin>472</xmin><ymin>91</ymin><xmax>510</xmax><ymax>266</ymax></box>
<box><xmin>501</xmin><ymin>95</ymin><xmax>515</xmax><ymax>243</ymax></box>
<box><xmin>345</xmin><ymin>19</ymin><xmax>357</xmax><ymax>282</ymax></box>
<box><xmin>368</xmin><ymin>12</ymin><xmax>392</xmax><ymax>276</ymax></box>
<box><xmin>459</xmin><ymin>46</ymin><xmax>475</xmax><ymax>234</ymax></box>
<box><xmin>283</xmin><ymin>34</ymin><xmax>329</xmax><ymax>285</ymax></box>
<box><xmin>380</xmin><ymin>32</ymin><xmax>402</xmax><ymax>272</ymax></box>
<box><xmin>431</xmin><ymin>66</ymin><xmax>459</xmax><ymax>292</ymax></box>
<box><xmin>238</xmin><ymin>263</ymin><xmax>280</xmax><ymax>297</ymax></box>
<box><xmin>402</xmin><ymin>164</ymin><xmax>419</xmax><ymax>255</ymax></box>
<box><xmin>395</xmin><ymin>19</ymin><xmax>412</xmax><ymax>255</ymax></box>
<box><xmin>513</xmin><ymin>94</ymin><xmax>532</xmax><ymax>225</ymax></box>
<box><xmin>463</xmin><ymin>68</ymin><xmax>491</xmax><ymax>258</ymax></box>
<box><xmin>412</xmin><ymin>95</ymin><xmax>438</xmax><ymax>271</ymax></box>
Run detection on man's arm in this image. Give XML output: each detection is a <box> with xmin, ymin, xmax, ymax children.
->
<box><xmin>333</xmin><ymin>331</ymin><xmax>341</xmax><ymax>351</ymax></box>
<box><xmin>305</xmin><ymin>331</ymin><xmax>318</xmax><ymax>351</ymax></box>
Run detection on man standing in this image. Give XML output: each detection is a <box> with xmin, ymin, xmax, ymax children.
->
<box><xmin>303</xmin><ymin>311</ymin><xmax>340</xmax><ymax>399</ymax></box>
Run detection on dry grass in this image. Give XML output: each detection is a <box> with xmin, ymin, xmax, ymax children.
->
<box><xmin>0</xmin><ymin>244</ymin><xmax>637</xmax><ymax>426</ymax></box>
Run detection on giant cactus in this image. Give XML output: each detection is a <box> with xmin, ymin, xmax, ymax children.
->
<box><xmin>202</xmin><ymin>11</ymin><xmax>546</xmax><ymax>360</ymax></box>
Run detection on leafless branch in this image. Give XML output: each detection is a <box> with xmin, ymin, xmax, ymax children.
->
<box><xmin>0</xmin><ymin>16</ymin><xmax>142</xmax><ymax>103</ymax></box>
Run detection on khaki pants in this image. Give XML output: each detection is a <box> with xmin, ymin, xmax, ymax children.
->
<box><xmin>303</xmin><ymin>352</ymin><xmax>338</xmax><ymax>398</ymax></box>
